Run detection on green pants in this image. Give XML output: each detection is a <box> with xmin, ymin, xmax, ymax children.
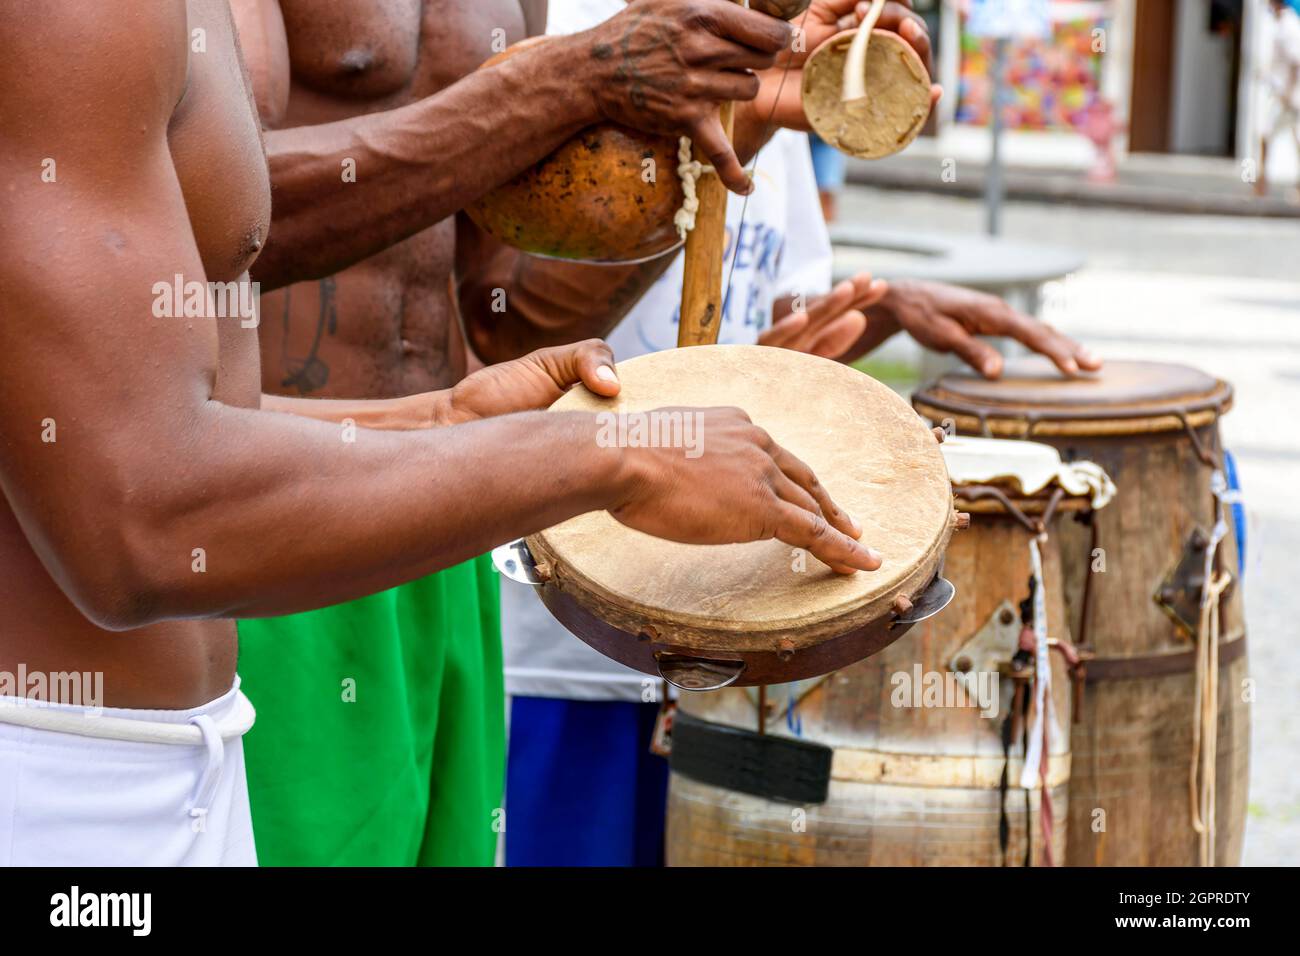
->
<box><xmin>236</xmin><ymin>556</ymin><xmax>503</xmax><ymax>866</ymax></box>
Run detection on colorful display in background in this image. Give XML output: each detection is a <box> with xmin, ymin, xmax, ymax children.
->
<box><xmin>957</xmin><ymin>3</ymin><xmax>1106</xmax><ymax>131</ymax></box>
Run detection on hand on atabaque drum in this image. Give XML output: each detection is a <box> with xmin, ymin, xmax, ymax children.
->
<box><xmin>761</xmin><ymin>276</ymin><xmax>1102</xmax><ymax>379</ymax></box>
<box><xmin>871</xmin><ymin>279</ymin><xmax>1103</xmax><ymax>379</ymax></box>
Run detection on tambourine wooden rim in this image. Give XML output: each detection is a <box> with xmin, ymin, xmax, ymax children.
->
<box><xmin>523</xmin><ymin>345</ymin><xmax>958</xmax><ymax>687</ymax></box>
<box><xmin>914</xmin><ymin>358</ymin><xmax>1233</xmax><ymax>438</ymax></box>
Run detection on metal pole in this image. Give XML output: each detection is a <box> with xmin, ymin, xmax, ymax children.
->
<box><xmin>985</xmin><ymin>35</ymin><xmax>1008</xmax><ymax>236</ymax></box>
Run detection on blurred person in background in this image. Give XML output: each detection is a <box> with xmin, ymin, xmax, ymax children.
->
<box><xmin>1257</xmin><ymin>0</ymin><xmax>1300</xmax><ymax>197</ymax></box>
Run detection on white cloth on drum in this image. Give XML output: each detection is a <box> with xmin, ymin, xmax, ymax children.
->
<box><xmin>941</xmin><ymin>435</ymin><xmax>1117</xmax><ymax>509</ymax></box>
<box><xmin>0</xmin><ymin>679</ymin><xmax>257</xmax><ymax>866</ymax></box>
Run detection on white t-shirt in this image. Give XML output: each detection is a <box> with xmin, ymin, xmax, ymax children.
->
<box><xmin>500</xmin><ymin>0</ymin><xmax>835</xmax><ymax>702</ymax></box>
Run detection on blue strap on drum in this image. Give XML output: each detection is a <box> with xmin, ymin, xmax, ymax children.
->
<box><xmin>1223</xmin><ymin>448</ymin><xmax>1246</xmax><ymax>578</ymax></box>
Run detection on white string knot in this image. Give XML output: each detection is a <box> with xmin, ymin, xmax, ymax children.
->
<box><xmin>674</xmin><ymin>136</ymin><xmax>715</xmax><ymax>240</ymax></box>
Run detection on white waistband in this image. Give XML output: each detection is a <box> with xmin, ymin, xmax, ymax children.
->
<box><xmin>0</xmin><ymin>682</ymin><xmax>256</xmax><ymax>746</ymax></box>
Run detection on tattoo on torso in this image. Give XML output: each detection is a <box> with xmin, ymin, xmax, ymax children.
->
<box><xmin>280</xmin><ymin>277</ymin><xmax>338</xmax><ymax>394</ymax></box>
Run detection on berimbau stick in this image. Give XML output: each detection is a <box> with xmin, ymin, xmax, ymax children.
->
<box><xmin>677</xmin><ymin>1</ymin><xmax>743</xmax><ymax>348</ymax></box>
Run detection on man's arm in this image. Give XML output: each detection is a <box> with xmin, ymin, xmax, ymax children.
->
<box><xmin>454</xmin><ymin>216</ymin><xmax>683</xmax><ymax>364</ymax></box>
<box><xmin>762</xmin><ymin>277</ymin><xmax>1101</xmax><ymax>378</ymax></box>
<box><xmin>0</xmin><ymin>4</ymin><xmax>873</xmax><ymax>631</ymax></box>
<box><xmin>262</xmin><ymin>338</ymin><xmax>623</xmax><ymax>428</ymax></box>
<box><xmin>456</xmin><ymin>0</ymin><xmax>938</xmax><ymax>363</ymax></box>
<box><xmin>237</xmin><ymin>0</ymin><xmax>792</xmax><ymax>291</ymax></box>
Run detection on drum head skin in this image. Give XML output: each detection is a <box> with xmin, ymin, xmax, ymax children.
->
<box><xmin>527</xmin><ymin>346</ymin><xmax>954</xmax><ymax>681</ymax></box>
<box><xmin>914</xmin><ymin>357</ymin><xmax>1232</xmax><ymax>437</ymax></box>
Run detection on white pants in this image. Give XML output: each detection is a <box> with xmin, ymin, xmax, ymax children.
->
<box><xmin>0</xmin><ymin>680</ymin><xmax>257</xmax><ymax>866</ymax></box>
<box><xmin>1267</xmin><ymin>103</ymin><xmax>1300</xmax><ymax>144</ymax></box>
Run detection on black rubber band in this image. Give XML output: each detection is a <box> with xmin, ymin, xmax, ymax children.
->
<box><xmin>669</xmin><ymin>712</ymin><xmax>833</xmax><ymax>805</ymax></box>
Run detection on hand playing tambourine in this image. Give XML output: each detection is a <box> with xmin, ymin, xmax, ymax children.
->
<box><xmin>741</xmin><ymin>0</ymin><xmax>943</xmax><ymax>135</ymax></box>
<box><xmin>439</xmin><ymin>340</ymin><xmax>623</xmax><ymax>424</ymax></box>
<box><xmin>760</xmin><ymin>276</ymin><xmax>1103</xmax><ymax>379</ymax></box>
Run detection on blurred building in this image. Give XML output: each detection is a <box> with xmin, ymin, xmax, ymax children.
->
<box><xmin>910</xmin><ymin>0</ymin><xmax>1295</xmax><ymax>182</ymax></box>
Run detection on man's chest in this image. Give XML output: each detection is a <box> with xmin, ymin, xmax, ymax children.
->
<box><xmin>171</xmin><ymin>0</ymin><xmax>272</xmax><ymax>283</ymax></box>
<box><xmin>277</xmin><ymin>0</ymin><xmax>530</xmax><ymax>121</ymax></box>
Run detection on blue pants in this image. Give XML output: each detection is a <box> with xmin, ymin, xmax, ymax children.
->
<box><xmin>505</xmin><ymin>697</ymin><xmax>668</xmax><ymax>867</ymax></box>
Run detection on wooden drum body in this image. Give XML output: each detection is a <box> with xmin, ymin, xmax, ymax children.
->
<box><xmin>667</xmin><ymin>440</ymin><xmax>1089</xmax><ymax>866</ymax></box>
<box><xmin>914</xmin><ymin>358</ymin><xmax>1249</xmax><ymax>866</ymax></box>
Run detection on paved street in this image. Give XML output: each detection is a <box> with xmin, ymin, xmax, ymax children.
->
<box><xmin>837</xmin><ymin>185</ymin><xmax>1300</xmax><ymax>865</ymax></box>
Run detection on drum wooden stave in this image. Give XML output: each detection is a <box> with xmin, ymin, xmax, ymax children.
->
<box><xmin>913</xmin><ymin>357</ymin><xmax>1249</xmax><ymax>867</ymax></box>
<box><xmin>517</xmin><ymin>345</ymin><xmax>957</xmax><ymax>689</ymax></box>
<box><xmin>667</xmin><ymin>441</ymin><xmax>1087</xmax><ymax>866</ymax></box>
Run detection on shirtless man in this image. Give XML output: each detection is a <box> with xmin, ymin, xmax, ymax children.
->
<box><xmin>225</xmin><ymin>0</ymin><xmax>939</xmax><ymax>867</ymax></box>
<box><xmin>225</xmin><ymin>0</ymin><xmax>1098</xmax><ymax>867</ymax></box>
<box><xmin>0</xmin><ymin>0</ymin><xmax>875</xmax><ymax>866</ymax></box>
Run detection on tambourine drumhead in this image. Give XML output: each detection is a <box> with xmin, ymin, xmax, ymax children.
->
<box><xmin>527</xmin><ymin>345</ymin><xmax>954</xmax><ymax>683</ymax></box>
<box><xmin>914</xmin><ymin>357</ymin><xmax>1232</xmax><ymax>437</ymax></box>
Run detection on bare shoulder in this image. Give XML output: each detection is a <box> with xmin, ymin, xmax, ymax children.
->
<box><xmin>0</xmin><ymin>0</ymin><xmax>188</xmax><ymax>148</ymax></box>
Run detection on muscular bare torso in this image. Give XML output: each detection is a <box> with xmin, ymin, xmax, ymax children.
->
<box><xmin>248</xmin><ymin>0</ymin><xmax>532</xmax><ymax>400</ymax></box>
<box><xmin>0</xmin><ymin>0</ymin><xmax>270</xmax><ymax>708</ymax></box>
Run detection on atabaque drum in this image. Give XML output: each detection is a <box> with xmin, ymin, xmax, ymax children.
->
<box><xmin>913</xmin><ymin>358</ymin><xmax>1249</xmax><ymax>867</ymax></box>
<box><xmin>494</xmin><ymin>345</ymin><xmax>958</xmax><ymax>691</ymax></box>
<box><xmin>666</xmin><ymin>436</ymin><xmax>1111</xmax><ymax>866</ymax></box>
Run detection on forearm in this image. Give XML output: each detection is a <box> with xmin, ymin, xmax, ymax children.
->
<box><xmin>261</xmin><ymin>390</ymin><xmax>446</xmax><ymax>430</ymax></box>
<box><xmin>250</xmin><ymin>36</ymin><xmax>599</xmax><ymax>291</ymax></box>
<box><xmin>116</xmin><ymin>405</ymin><xmax>622</xmax><ymax>625</ymax></box>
